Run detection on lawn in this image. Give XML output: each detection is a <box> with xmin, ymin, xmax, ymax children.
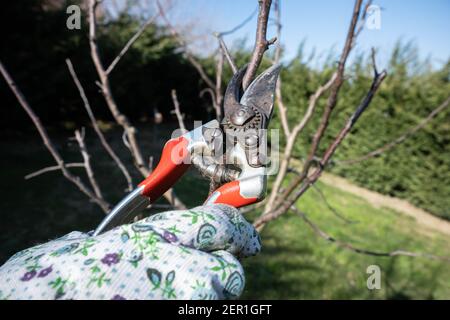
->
<box><xmin>242</xmin><ymin>181</ymin><xmax>450</xmax><ymax>299</ymax></box>
<box><xmin>1</xmin><ymin>126</ymin><xmax>449</xmax><ymax>299</ymax></box>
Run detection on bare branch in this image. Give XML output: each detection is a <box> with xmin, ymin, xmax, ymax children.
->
<box><xmin>255</xmin><ymin>62</ymin><xmax>387</xmax><ymax>228</ymax></box>
<box><xmin>213</xmin><ymin>6</ymin><xmax>259</xmax><ymax>74</ymax></box>
<box><xmin>106</xmin><ymin>12</ymin><xmax>160</xmax><ymax>75</ymax></box>
<box><xmin>243</xmin><ymin>0</ymin><xmax>276</xmax><ymax>89</ymax></box>
<box><xmin>310</xmin><ymin>181</ymin><xmax>357</xmax><ymax>224</ymax></box>
<box><xmin>25</xmin><ymin>163</ymin><xmax>85</xmax><ymax>180</ymax></box>
<box><xmin>218</xmin><ymin>6</ymin><xmax>258</xmax><ymax>36</ymax></box>
<box><xmin>0</xmin><ymin>59</ymin><xmax>110</xmax><ymax>213</ymax></box>
<box><xmin>265</xmin><ymin>0</ymin><xmax>364</xmax><ymax>217</ymax></box>
<box><xmin>292</xmin><ymin>206</ymin><xmax>450</xmax><ymax>263</ymax></box>
<box><xmin>272</xmin><ymin>0</ymin><xmax>290</xmax><ymax>137</ymax></box>
<box><xmin>156</xmin><ymin>0</ymin><xmax>215</xmax><ymax>90</ymax></box>
<box><xmin>170</xmin><ymin>89</ymin><xmax>186</xmax><ymax>132</ymax></box>
<box><xmin>66</xmin><ymin>58</ymin><xmax>133</xmax><ymax>192</ymax></box>
<box><xmin>337</xmin><ymin>96</ymin><xmax>450</xmax><ymax>165</ymax></box>
<box><xmin>214</xmin><ymin>51</ymin><xmax>225</xmax><ymax>120</ymax></box>
<box><xmin>87</xmin><ymin>0</ymin><xmax>185</xmax><ymax>209</ymax></box>
<box><xmin>74</xmin><ymin>128</ymin><xmax>105</xmax><ymax>201</ymax></box>
<box><xmin>88</xmin><ymin>0</ymin><xmax>146</xmax><ymax>174</ymax></box>
<box><xmin>214</xmin><ymin>34</ymin><xmax>238</xmax><ymax>74</ymax></box>
<box><xmin>300</xmin><ymin>0</ymin><xmax>363</xmax><ymax>177</ymax></box>
<box><xmin>264</xmin><ymin>72</ymin><xmax>337</xmax><ymax>213</ymax></box>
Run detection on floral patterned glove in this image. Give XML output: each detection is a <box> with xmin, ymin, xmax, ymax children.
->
<box><xmin>0</xmin><ymin>204</ymin><xmax>261</xmax><ymax>300</ymax></box>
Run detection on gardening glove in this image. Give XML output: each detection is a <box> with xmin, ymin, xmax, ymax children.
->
<box><xmin>0</xmin><ymin>204</ymin><xmax>261</xmax><ymax>300</ymax></box>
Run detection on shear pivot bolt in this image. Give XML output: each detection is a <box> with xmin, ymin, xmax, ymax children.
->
<box><xmin>245</xmin><ymin>134</ymin><xmax>258</xmax><ymax>147</ymax></box>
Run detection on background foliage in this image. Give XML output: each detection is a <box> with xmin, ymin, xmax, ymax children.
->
<box><xmin>1</xmin><ymin>1</ymin><xmax>449</xmax><ymax>219</ymax></box>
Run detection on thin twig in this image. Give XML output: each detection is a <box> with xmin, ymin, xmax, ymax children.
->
<box><xmin>0</xmin><ymin>59</ymin><xmax>110</xmax><ymax>213</ymax></box>
<box><xmin>66</xmin><ymin>58</ymin><xmax>134</xmax><ymax>192</ymax></box>
<box><xmin>88</xmin><ymin>0</ymin><xmax>185</xmax><ymax>209</ymax></box>
<box><xmin>218</xmin><ymin>6</ymin><xmax>258</xmax><ymax>36</ymax></box>
<box><xmin>170</xmin><ymin>89</ymin><xmax>186</xmax><ymax>132</ymax></box>
<box><xmin>214</xmin><ymin>51</ymin><xmax>225</xmax><ymax>120</ymax></box>
<box><xmin>286</xmin><ymin>167</ymin><xmax>357</xmax><ymax>223</ymax></box>
<box><xmin>214</xmin><ymin>34</ymin><xmax>238</xmax><ymax>74</ymax></box>
<box><xmin>264</xmin><ymin>72</ymin><xmax>337</xmax><ymax>213</ymax></box>
<box><xmin>272</xmin><ymin>0</ymin><xmax>290</xmax><ymax>137</ymax></box>
<box><xmin>337</xmin><ymin>96</ymin><xmax>450</xmax><ymax>165</ymax></box>
<box><xmin>255</xmin><ymin>57</ymin><xmax>387</xmax><ymax>228</ymax></box>
<box><xmin>74</xmin><ymin>128</ymin><xmax>105</xmax><ymax>200</ymax></box>
<box><xmin>156</xmin><ymin>0</ymin><xmax>216</xmax><ymax>90</ymax></box>
<box><xmin>212</xmin><ymin>5</ymin><xmax>259</xmax><ymax>74</ymax></box>
<box><xmin>311</xmin><ymin>183</ymin><xmax>357</xmax><ymax>224</ymax></box>
<box><xmin>292</xmin><ymin>206</ymin><xmax>450</xmax><ymax>263</ymax></box>
<box><xmin>269</xmin><ymin>0</ymin><xmax>364</xmax><ymax>213</ymax></box>
<box><xmin>25</xmin><ymin>163</ymin><xmax>85</xmax><ymax>180</ymax></box>
<box><xmin>243</xmin><ymin>0</ymin><xmax>276</xmax><ymax>89</ymax></box>
<box><xmin>106</xmin><ymin>12</ymin><xmax>160</xmax><ymax>75</ymax></box>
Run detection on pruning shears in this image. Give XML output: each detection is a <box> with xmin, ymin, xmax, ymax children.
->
<box><xmin>93</xmin><ymin>64</ymin><xmax>281</xmax><ymax>236</ymax></box>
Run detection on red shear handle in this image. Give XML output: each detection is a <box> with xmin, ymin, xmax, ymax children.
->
<box><xmin>139</xmin><ymin>136</ymin><xmax>190</xmax><ymax>202</ymax></box>
<box><xmin>205</xmin><ymin>180</ymin><xmax>259</xmax><ymax>208</ymax></box>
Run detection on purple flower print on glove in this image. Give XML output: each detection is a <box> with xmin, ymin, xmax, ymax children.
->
<box><xmin>101</xmin><ymin>253</ymin><xmax>120</xmax><ymax>266</ymax></box>
<box><xmin>38</xmin><ymin>266</ymin><xmax>53</xmax><ymax>278</ymax></box>
<box><xmin>20</xmin><ymin>270</ymin><xmax>37</xmax><ymax>281</ymax></box>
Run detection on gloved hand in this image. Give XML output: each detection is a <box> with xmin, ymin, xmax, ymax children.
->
<box><xmin>0</xmin><ymin>204</ymin><xmax>261</xmax><ymax>300</ymax></box>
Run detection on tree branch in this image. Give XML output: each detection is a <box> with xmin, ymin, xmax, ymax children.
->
<box><xmin>0</xmin><ymin>59</ymin><xmax>110</xmax><ymax>213</ymax></box>
<box><xmin>213</xmin><ymin>5</ymin><xmax>258</xmax><ymax>74</ymax></box>
<box><xmin>264</xmin><ymin>72</ymin><xmax>337</xmax><ymax>213</ymax></box>
<box><xmin>214</xmin><ymin>34</ymin><xmax>238</xmax><ymax>74</ymax></box>
<box><xmin>25</xmin><ymin>163</ymin><xmax>85</xmax><ymax>180</ymax></box>
<box><xmin>106</xmin><ymin>12</ymin><xmax>160</xmax><ymax>75</ymax></box>
<box><xmin>292</xmin><ymin>206</ymin><xmax>450</xmax><ymax>262</ymax></box>
<box><xmin>272</xmin><ymin>0</ymin><xmax>290</xmax><ymax>137</ymax></box>
<box><xmin>266</xmin><ymin>0</ymin><xmax>364</xmax><ymax>216</ymax></box>
<box><xmin>87</xmin><ymin>0</ymin><xmax>185</xmax><ymax>209</ymax></box>
<box><xmin>337</xmin><ymin>95</ymin><xmax>450</xmax><ymax>165</ymax></box>
<box><xmin>255</xmin><ymin>58</ymin><xmax>387</xmax><ymax>228</ymax></box>
<box><xmin>170</xmin><ymin>89</ymin><xmax>186</xmax><ymax>132</ymax></box>
<box><xmin>243</xmin><ymin>0</ymin><xmax>276</xmax><ymax>89</ymax></box>
<box><xmin>66</xmin><ymin>58</ymin><xmax>133</xmax><ymax>192</ymax></box>
<box><xmin>74</xmin><ymin>128</ymin><xmax>105</xmax><ymax>201</ymax></box>
<box><xmin>156</xmin><ymin>0</ymin><xmax>216</xmax><ymax>89</ymax></box>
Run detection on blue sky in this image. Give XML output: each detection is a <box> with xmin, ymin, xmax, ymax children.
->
<box><xmin>170</xmin><ymin>0</ymin><xmax>450</xmax><ymax>69</ymax></box>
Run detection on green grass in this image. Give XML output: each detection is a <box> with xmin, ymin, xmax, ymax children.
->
<box><xmin>1</xmin><ymin>127</ymin><xmax>449</xmax><ymax>299</ymax></box>
<box><xmin>242</xmin><ymin>181</ymin><xmax>450</xmax><ymax>299</ymax></box>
